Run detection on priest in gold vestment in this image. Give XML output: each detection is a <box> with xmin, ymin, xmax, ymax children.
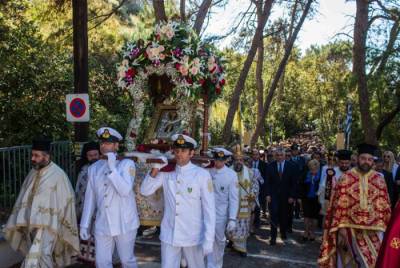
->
<box><xmin>4</xmin><ymin>138</ymin><xmax>80</xmax><ymax>267</ymax></box>
<box><xmin>227</xmin><ymin>145</ymin><xmax>259</xmax><ymax>257</ymax></box>
<box><xmin>318</xmin><ymin>143</ymin><xmax>391</xmax><ymax>268</ymax></box>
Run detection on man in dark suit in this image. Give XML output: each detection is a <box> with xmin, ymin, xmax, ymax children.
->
<box><xmin>289</xmin><ymin>144</ymin><xmax>306</xmax><ymax>230</ymax></box>
<box><xmin>251</xmin><ymin>149</ymin><xmax>268</xmax><ymax>228</ymax></box>
<box><xmin>265</xmin><ymin>148</ymin><xmax>299</xmax><ymax>245</ymax></box>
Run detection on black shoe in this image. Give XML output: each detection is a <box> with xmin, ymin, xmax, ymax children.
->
<box><xmin>269</xmin><ymin>240</ymin><xmax>276</xmax><ymax>246</ymax></box>
<box><xmin>287</xmin><ymin>229</ymin><xmax>293</xmax><ymax>233</ymax></box>
<box><xmin>281</xmin><ymin>234</ymin><xmax>287</xmax><ymax>240</ymax></box>
<box><xmin>302</xmin><ymin>236</ymin><xmax>309</xmax><ymax>242</ymax></box>
<box><xmin>240</xmin><ymin>252</ymin><xmax>247</xmax><ymax>257</ymax></box>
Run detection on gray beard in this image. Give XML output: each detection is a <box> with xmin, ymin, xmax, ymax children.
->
<box><xmin>32</xmin><ymin>161</ymin><xmax>50</xmax><ymax>170</ymax></box>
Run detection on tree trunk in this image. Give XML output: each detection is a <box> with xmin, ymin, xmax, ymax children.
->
<box><xmin>353</xmin><ymin>0</ymin><xmax>377</xmax><ymax>144</ymax></box>
<box><xmin>255</xmin><ymin>42</ymin><xmax>265</xmax><ymax>148</ymax></box>
<box><xmin>193</xmin><ymin>0</ymin><xmax>213</xmax><ymax>35</ymax></box>
<box><xmin>180</xmin><ymin>0</ymin><xmax>186</xmax><ymax>22</ymax></box>
<box><xmin>153</xmin><ymin>0</ymin><xmax>167</xmax><ymax>23</ymax></box>
<box><xmin>376</xmin><ymin>96</ymin><xmax>400</xmax><ymax>140</ymax></box>
<box><xmin>222</xmin><ymin>0</ymin><xmax>274</xmax><ymax>143</ymax></box>
<box><xmin>72</xmin><ymin>0</ymin><xmax>89</xmax><ymax>142</ymax></box>
<box><xmin>250</xmin><ymin>0</ymin><xmax>314</xmax><ymax>147</ymax></box>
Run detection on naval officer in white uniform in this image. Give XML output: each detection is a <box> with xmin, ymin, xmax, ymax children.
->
<box><xmin>80</xmin><ymin>127</ymin><xmax>139</xmax><ymax>268</ymax></box>
<box><xmin>141</xmin><ymin>134</ymin><xmax>216</xmax><ymax>268</ymax></box>
<box><xmin>207</xmin><ymin>147</ymin><xmax>239</xmax><ymax>268</ymax></box>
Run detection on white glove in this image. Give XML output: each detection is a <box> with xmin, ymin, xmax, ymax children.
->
<box><xmin>201</xmin><ymin>160</ymin><xmax>211</xmax><ymax>168</ymax></box>
<box><xmin>80</xmin><ymin>227</ymin><xmax>90</xmax><ymax>240</ymax></box>
<box><xmin>106</xmin><ymin>152</ymin><xmax>117</xmax><ymax>171</ymax></box>
<box><xmin>151</xmin><ymin>156</ymin><xmax>168</xmax><ymax>170</ymax></box>
<box><xmin>226</xmin><ymin>220</ymin><xmax>236</xmax><ymax>232</ymax></box>
<box><xmin>202</xmin><ymin>240</ymin><xmax>214</xmax><ymax>256</ymax></box>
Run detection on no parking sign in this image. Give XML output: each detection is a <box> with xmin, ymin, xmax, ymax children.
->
<box><xmin>66</xmin><ymin>94</ymin><xmax>90</xmax><ymax>122</ymax></box>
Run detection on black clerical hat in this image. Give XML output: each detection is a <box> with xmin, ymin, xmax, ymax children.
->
<box><xmin>32</xmin><ymin>137</ymin><xmax>52</xmax><ymax>152</ymax></box>
<box><xmin>337</xmin><ymin>150</ymin><xmax>352</xmax><ymax>160</ymax></box>
<box><xmin>357</xmin><ymin>143</ymin><xmax>378</xmax><ymax>156</ymax></box>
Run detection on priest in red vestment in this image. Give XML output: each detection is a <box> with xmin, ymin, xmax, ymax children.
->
<box><xmin>375</xmin><ymin>200</ymin><xmax>400</xmax><ymax>267</ymax></box>
<box><xmin>318</xmin><ymin>143</ymin><xmax>391</xmax><ymax>268</ymax></box>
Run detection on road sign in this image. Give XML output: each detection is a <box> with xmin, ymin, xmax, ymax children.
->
<box><xmin>66</xmin><ymin>94</ymin><xmax>90</xmax><ymax>122</ymax></box>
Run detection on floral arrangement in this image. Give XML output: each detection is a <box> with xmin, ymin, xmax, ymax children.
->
<box><xmin>117</xmin><ymin>21</ymin><xmax>225</xmax><ymax>151</ymax></box>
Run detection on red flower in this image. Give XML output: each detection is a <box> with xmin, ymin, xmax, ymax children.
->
<box><xmin>186</xmin><ymin>77</ymin><xmax>193</xmax><ymax>84</ymax></box>
<box><xmin>199</xmin><ymin>79</ymin><xmax>206</xmax><ymax>85</ymax></box>
<box><xmin>220</xmin><ymin>79</ymin><xmax>226</xmax><ymax>86</ymax></box>
<box><xmin>126</xmin><ymin>68</ymin><xmax>136</xmax><ymax>78</ymax></box>
<box><xmin>175</xmin><ymin>63</ymin><xmax>181</xmax><ymax>70</ymax></box>
<box><xmin>137</xmin><ymin>144</ymin><xmax>147</xmax><ymax>152</ymax></box>
<box><xmin>216</xmin><ymin>86</ymin><xmax>221</xmax><ymax>95</ymax></box>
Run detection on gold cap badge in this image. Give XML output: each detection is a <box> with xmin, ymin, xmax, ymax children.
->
<box><xmin>177</xmin><ymin>135</ymin><xmax>185</xmax><ymax>145</ymax></box>
<box><xmin>101</xmin><ymin>129</ymin><xmax>111</xmax><ymax>139</ymax></box>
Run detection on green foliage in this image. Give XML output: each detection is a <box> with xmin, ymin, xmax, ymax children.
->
<box><xmin>0</xmin><ymin>0</ymin><xmax>143</xmax><ymax>147</ymax></box>
<box><xmin>0</xmin><ymin>1</ymin><xmax>74</xmax><ymax>145</ymax></box>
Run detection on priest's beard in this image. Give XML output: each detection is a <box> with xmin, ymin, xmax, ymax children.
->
<box><xmin>234</xmin><ymin>162</ymin><xmax>243</xmax><ymax>172</ymax></box>
<box><xmin>32</xmin><ymin>159</ymin><xmax>50</xmax><ymax>170</ymax></box>
<box><xmin>358</xmin><ymin>163</ymin><xmax>372</xmax><ymax>173</ymax></box>
<box><xmin>339</xmin><ymin>166</ymin><xmax>350</xmax><ymax>172</ymax></box>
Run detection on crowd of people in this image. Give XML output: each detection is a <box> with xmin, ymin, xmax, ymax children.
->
<box><xmin>3</xmin><ymin>127</ymin><xmax>400</xmax><ymax>268</ymax></box>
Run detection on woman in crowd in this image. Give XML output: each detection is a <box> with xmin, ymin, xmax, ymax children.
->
<box><xmin>300</xmin><ymin>159</ymin><xmax>321</xmax><ymax>241</ymax></box>
<box><xmin>383</xmin><ymin>150</ymin><xmax>399</xmax><ymax>181</ymax></box>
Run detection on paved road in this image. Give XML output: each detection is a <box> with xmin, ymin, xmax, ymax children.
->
<box><xmin>65</xmin><ymin>218</ymin><xmax>320</xmax><ymax>268</ymax></box>
<box><xmin>3</xmin><ymin>218</ymin><xmax>320</xmax><ymax>268</ymax></box>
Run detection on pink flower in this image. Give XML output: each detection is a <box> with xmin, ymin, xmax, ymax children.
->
<box><xmin>190</xmin><ymin>66</ymin><xmax>199</xmax><ymax>75</ymax></box>
<box><xmin>179</xmin><ymin>65</ymin><xmax>189</xmax><ymax>76</ymax></box>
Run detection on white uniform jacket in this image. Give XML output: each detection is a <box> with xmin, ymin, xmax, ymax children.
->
<box><xmin>209</xmin><ymin>166</ymin><xmax>239</xmax><ymax>222</ymax></box>
<box><xmin>140</xmin><ymin>162</ymin><xmax>216</xmax><ymax>247</ymax></box>
<box><xmin>80</xmin><ymin>159</ymin><xmax>140</xmax><ymax>237</ymax></box>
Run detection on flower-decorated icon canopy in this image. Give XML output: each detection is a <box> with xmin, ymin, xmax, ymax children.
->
<box><xmin>117</xmin><ymin>21</ymin><xmax>226</xmax><ymax>151</ymax></box>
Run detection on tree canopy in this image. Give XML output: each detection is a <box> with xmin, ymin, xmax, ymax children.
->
<box><xmin>1</xmin><ymin>0</ymin><xmax>400</xmax><ymax>152</ymax></box>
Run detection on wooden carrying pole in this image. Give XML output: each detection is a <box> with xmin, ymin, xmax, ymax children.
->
<box><xmin>201</xmin><ymin>93</ymin><xmax>209</xmax><ymax>155</ymax></box>
<box><xmin>100</xmin><ymin>155</ymin><xmax>211</xmax><ymax>165</ymax></box>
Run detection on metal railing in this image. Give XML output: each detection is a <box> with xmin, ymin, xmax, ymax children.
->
<box><xmin>0</xmin><ymin>141</ymin><xmax>75</xmax><ymax>212</ymax></box>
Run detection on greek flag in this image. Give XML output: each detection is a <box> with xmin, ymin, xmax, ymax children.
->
<box><xmin>345</xmin><ymin>102</ymin><xmax>352</xmax><ymax>134</ymax></box>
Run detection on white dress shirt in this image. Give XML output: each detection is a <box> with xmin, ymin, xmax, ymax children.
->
<box><xmin>140</xmin><ymin>161</ymin><xmax>216</xmax><ymax>247</ymax></box>
<box><xmin>80</xmin><ymin>159</ymin><xmax>140</xmax><ymax>236</ymax></box>
<box><xmin>209</xmin><ymin>166</ymin><xmax>239</xmax><ymax>222</ymax></box>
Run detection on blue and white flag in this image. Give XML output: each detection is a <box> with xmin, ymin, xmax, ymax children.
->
<box><xmin>345</xmin><ymin>102</ymin><xmax>352</xmax><ymax>134</ymax></box>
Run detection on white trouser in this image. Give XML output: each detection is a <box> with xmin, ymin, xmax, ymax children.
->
<box><xmin>95</xmin><ymin>229</ymin><xmax>137</xmax><ymax>268</ymax></box>
<box><xmin>207</xmin><ymin>219</ymin><xmax>227</xmax><ymax>268</ymax></box>
<box><xmin>161</xmin><ymin>242</ymin><xmax>205</xmax><ymax>268</ymax></box>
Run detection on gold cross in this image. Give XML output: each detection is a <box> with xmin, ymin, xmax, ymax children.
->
<box><xmin>390</xmin><ymin>237</ymin><xmax>400</xmax><ymax>249</ymax></box>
